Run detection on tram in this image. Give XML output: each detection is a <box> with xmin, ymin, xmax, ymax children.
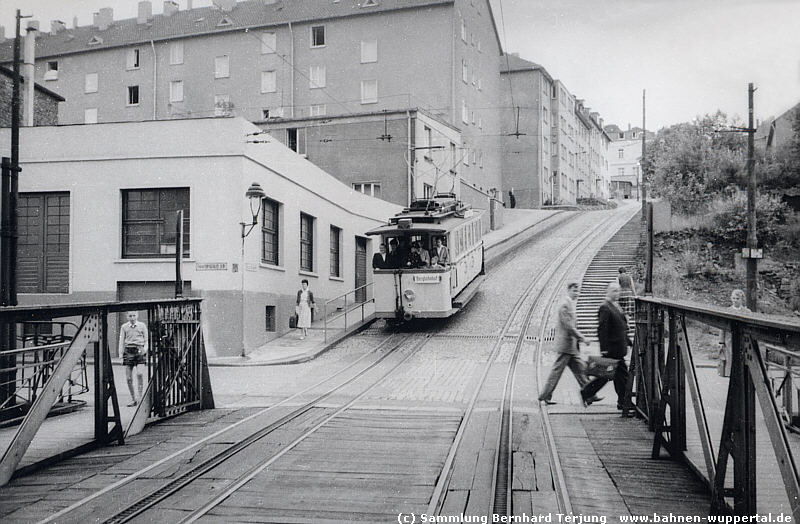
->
<box><xmin>366</xmin><ymin>193</ymin><xmax>485</xmax><ymax>321</ymax></box>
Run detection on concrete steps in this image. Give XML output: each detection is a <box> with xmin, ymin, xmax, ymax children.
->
<box><xmin>576</xmin><ymin>213</ymin><xmax>642</xmax><ymax>341</ymax></box>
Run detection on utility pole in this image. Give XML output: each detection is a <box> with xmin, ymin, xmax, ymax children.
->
<box><xmin>744</xmin><ymin>83</ymin><xmax>759</xmax><ymax>311</ymax></box>
<box><xmin>641</xmin><ymin>89</ymin><xmax>646</xmax><ymax>215</ymax></box>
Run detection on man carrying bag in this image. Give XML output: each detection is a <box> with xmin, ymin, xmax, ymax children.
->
<box><xmin>581</xmin><ymin>282</ymin><xmax>631</xmax><ymax>409</ymax></box>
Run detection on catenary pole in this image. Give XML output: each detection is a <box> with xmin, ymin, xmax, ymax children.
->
<box><xmin>746</xmin><ymin>83</ymin><xmax>758</xmax><ymax>311</ymax></box>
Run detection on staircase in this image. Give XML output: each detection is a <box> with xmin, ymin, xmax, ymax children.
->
<box><xmin>576</xmin><ymin>213</ymin><xmax>642</xmax><ymax>341</ymax></box>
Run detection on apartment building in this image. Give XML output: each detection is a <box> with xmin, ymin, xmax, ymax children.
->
<box><xmin>0</xmin><ymin>66</ymin><xmax>64</xmax><ymax>127</ymax></box>
<box><xmin>0</xmin><ymin>0</ymin><xmax>504</xmax><ymax>206</ymax></box>
<box><xmin>605</xmin><ymin>124</ymin><xmax>654</xmax><ymax>199</ymax></box>
<box><xmin>500</xmin><ymin>55</ymin><xmax>610</xmax><ymax>207</ymax></box>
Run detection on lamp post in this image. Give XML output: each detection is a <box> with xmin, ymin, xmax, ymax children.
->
<box><xmin>239</xmin><ymin>182</ymin><xmax>266</xmax><ymax>357</ymax></box>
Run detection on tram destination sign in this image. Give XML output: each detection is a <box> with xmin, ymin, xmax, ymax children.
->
<box><xmin>413</xmin><ymin>274</ymin><xmax>441</xmax><ymax>284</ymax></box>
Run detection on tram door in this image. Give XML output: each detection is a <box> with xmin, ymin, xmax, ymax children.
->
<box><xmin>355</xmin><ymin>237</ymin><xmax>367</xmax><ymax>303</ymax></box>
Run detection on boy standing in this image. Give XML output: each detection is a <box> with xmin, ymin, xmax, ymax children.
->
<box><xmin>119</xmin><ymin>311</ymin><xmax>148</xmax><ymax>407</ymax></box>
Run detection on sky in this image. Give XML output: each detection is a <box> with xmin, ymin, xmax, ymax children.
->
<box><xmin>1</xmin><ymin>0</ymin><xmax>798</xmax><ymax>131</ymax></box>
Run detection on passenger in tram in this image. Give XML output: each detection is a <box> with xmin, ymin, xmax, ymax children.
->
<box><xmin>387</xmin><ymin>239</ymin><xmax>401</xmax><ymax>268</ymax></box>
<box><xmin>396</xmin><ymin>236</ymin><xmax>411</xmax><ymax>267</ymax></box>
<box><xmin>119</xmin><ymin>311</ymin><xmax>148</xmax><ymax>407</ymax></box>
<box><xmin>433</xmin><ymin>237</ymin><xmax>450</xmax><ymax>265</ymax></box>
<box><xmin>416</xmin><ymin>242</ymin><xmax>431</xmax><ymax>267</ymax></box>
<box><xmin>538</xmin><ymin>283</ymin><xmax>595</xmax><ymax>405</ymax></box>
<box><xmin>406</xmin><ymin>241</ymin><xmax>429</xmax><ymax>268</ymax></box>
<box><xmin>372</xmin><ymin>243</ymin><xmax>390</xmax><ymax>269</ymax></box>
<box><xmin>581</xmin><ymin>282</ymin><xmax>631</xmax><ymax>409</ymax></box>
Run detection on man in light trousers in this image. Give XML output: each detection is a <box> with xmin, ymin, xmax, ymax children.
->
<box><xmin>538</xmin><ymin>282</ymin><xmax>601</xmax><ymax>405</ymax></box>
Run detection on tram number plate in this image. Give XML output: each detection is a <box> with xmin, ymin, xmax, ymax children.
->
<box><xmin>413</xmin><ymin>275</ymin><xmax>441</xmax><ymax>284</ymax></box>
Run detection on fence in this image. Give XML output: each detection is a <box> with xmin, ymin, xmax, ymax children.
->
<box><xmin>627</xmin><ymin>296</ymin><xmax>800</xmax><ymax>517</ymax></box>
<box><xmin>0</xmin><ymin>298</ymin><xmax>213</xmax><ymax>486</ymax></box>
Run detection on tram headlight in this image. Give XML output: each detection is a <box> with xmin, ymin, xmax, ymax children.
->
<box><xmin>403</xmin><ymin>289</ymin><xmax>415</xmax><ymax>302</ymax></box>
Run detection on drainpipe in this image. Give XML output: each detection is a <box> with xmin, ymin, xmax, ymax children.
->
<box><xmin>288</xmin><ymin>22</ymin><xmax>294</xmax><ymax>117</ymax></box>
<box><xmin>150</xmin><ymin>40</ymin><xmax>157</xmax><ymax>119</ymax></box>
<box><xmin>407</xmin><ymin>110</ymin><xmax>413</xmax><ymax>205</ymax></box>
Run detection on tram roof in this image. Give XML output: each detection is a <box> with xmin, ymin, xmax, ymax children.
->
<box><xmin>365</xmin><ymin>211</ymin><xmax>481</xmax><ymax>237</ymax></box>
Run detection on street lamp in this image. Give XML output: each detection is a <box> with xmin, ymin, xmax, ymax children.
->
<box><xmin>241</xmin><ymin>182</ymin><xmax>266</xmax><ymax>238</ymax></box>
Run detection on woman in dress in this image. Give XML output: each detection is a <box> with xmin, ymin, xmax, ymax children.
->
<box><xmin>295</xmin><ymin>279</ymin><xmax>315</xmax><ymax>340</ymax></box>
<box><xmin>718</xmin><ymin>288</ymin><xmax>750</xmax><ymax>377</ymax></box>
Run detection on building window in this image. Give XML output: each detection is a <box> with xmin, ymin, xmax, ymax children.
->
<box><xmin>423</xmin><ymin>183</ymin><xmax>433</xmax><ymax>199</ymax></box>
<box><xmin>215</xmin><ymin>55</ymin><xmax>230</xmax><ymax>78</ymax></box>
<box><xmin>330</xmin><ymin>225</ymin><xmax>341</xmax><ymax>278</ymax></box>
<box><xmin>353</xmin><ymin>182</ymin><xmax>381</xmax><ymax>198</ymax></box>
<box><xmin>262</xmin><ymin>197</ymin><xmax>280</xmax><ymax>265</ymax></box>
<box><xmin>461</xmin><ymin>19</ymin><xmax>467</xmax><ymax>41</ymax></box>
<box><xmin>17</xmin><ymin>192</ymin><xmax>70</xmax><ymax>293</ymax></box>
<box><xmin>462</xmin><ymin>59</ymin><xmax>468</xmax><ymax>83</ymax></box>
<box><xmin>122</xmin><ymin>188</ymin><xmax>190</xmax><ymax>258</ymax></box>
<box><xmin>127</xmin><ymin>85</ymin><xmax>139</xmax><ymax>106</ymax></box>
<box><xmin>44</xmin><ymin>61</ymin><xmax>59</xmax><ymax>81</ymax></box>
<box><xmin>261</xmin><ymin>70</ymin><xmax>277</xmax><ymax>93</ymax></box>
<box><xmin>424</xmin><ymin>126</ymin><xmax>433</xmax><ymax>160</ymax></box>
<box><xmin>310</xmin><ymin>104</ymin><xmax>326</xmax><ymax>116</ymax></box>
<box><xmin>309</xmin><ymin>65</ymin><xmax>326</xmax><ymax>88</ymax></box>
<box><xmin>300</xmin><ymin>213</ymin><xmax>314</xmax><ymax>272</ymax></box>
<box><xmin>618</xmin><ymin>167</ymin><xmax>625</xmax><ymax>176</ymax></box>
<box><xmin>214</xmin><ymin>94</ymin><xmax>232</xmax><ymax>116</ymax></box>
<box><xmin>261</xmin><ymin>32</ymin><xmax>276</xmax><ymax>54</ymax></box>
<box><xmin>311</xmin><ymin>25</ymin><xmax>325</xmax><ymax>47</ymax></box>
<box><xmin>126</xmin><ymin>49</ymin><xmax>140</xmax><ymax>70</ymax></box>
<box><xmin>169</xmin><ymin>41</ymin><xmax>184</xmax><ymax>65</ymax></box>
<box><xmin>462</xmin><ymin>100</ymin><xmax>468</xmax><ymax>124</ymax></box>
<box><xmin>169</xmin><ymin>80</ymin><xmax>184</xmax><ymax>102</ymax></box>
<box><xmin>633</xmin><ymin>166</ymin><xmax>640</xmax><ymax>176</ymax></box>
<box><xmin>361</xmin><ymin>79</ymin><xmax>377</xmax><ymax>104</ymax></box>
<box><xmin>361</xmin><ymin>39</ymin><xmax>377</xmax><ymax>63</ymax></box>
<box><xmin>287</xmin><ymin>128</ymin><xmax>307</xmax><ymax>155</ymax></box>
<box><xmin>618</xmin><ymin>148</ymin><xmax>624</xmax><ymax>159</ymax></box>
<box><xmin>265</xmin><ymin>305</ymin><xmax>276</xmax><ymax>332</ymax></box>
<box><xmin>84</xmin><ymin>73</ymin><xmax>98</xmax><ymax>93</ymax></box>
<box><xmin>84</xmin><ymin>108</ymin><xmax>98</xmax><ymax>124</ymax></box>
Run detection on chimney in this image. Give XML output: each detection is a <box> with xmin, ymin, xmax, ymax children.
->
<box><xmin>0</xmin><ymin>26</ymin><xmax>5</xmax><ymax>42</ymax></box>
<box><xmin>187</xmin><ymin>0</ymin><xmax>193</xmax><ymax>9</ymax></box>
<box><xmin>50</xmin><ymin>20</ymin><xmax>66</xmax><ymax>34</ymax></box>
<box><xmin>23</xmin><ymin>23</ymin><xmax>37</xmax><ymax>127</ymax></box>
<box><xmin>73</xmin><ymin>16</ymin><xmax>79</xmax><ymax>28</ymax></box>
<box><xmin>214</xmin><ymin>0</ymin><xmax>237</xmax><ymax>12</ymax></box>
<box><xmin>138</xmin><ymin>1</ymin><xmax>153</xmax><ymax>23</ymax></box>
<box><xmin>163</xmin><ymin>1</ymin><xmax>179</xmax><ymax>16</ymax></box>
<box><xmin>93</xmin><ymin>8</ymin><xmax>113</xmax><ymax>30</ymax></box>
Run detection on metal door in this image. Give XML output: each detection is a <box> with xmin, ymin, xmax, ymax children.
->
<box><xmin>355</xmin><ymin>237</ymin><xmax>367</xmax><ymax>303</ymax></box>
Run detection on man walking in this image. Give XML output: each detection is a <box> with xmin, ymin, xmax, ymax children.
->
<box><xmin>538</xmin><ymin>283</ymin><xmax>598</xmax><ymax>405</ymax></box>
<box><xmin>581</xmin><ymin>282</ymin><xmax>631</xmax><ymax>409</ymax></box>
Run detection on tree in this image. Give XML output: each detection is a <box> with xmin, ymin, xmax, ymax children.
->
<box><xmin>646</xmin><ymin>111</ymin><xmax>747</xmax><ymax>214</ymax></box>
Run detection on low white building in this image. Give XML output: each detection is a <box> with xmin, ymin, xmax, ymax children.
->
<box><xmin>1</xmin><ymin>117</ymin><xmax>400</xmax><ymax>356</ymax></box>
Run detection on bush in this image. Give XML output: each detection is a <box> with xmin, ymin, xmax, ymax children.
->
<box><xmin>679</xmin><ymin>248</ymin><xmax>703</xmax><ymax>277</ymax></box>
<box><xmin>706</xmin><ymin>192</ymin><xmax>788</xmax><ymax>245</ymax></box>
<box><xmin>775</xmin><ymin>211</ymin><xmax>800</xmax><ymax>247</ymax></box>
<box><xmin>653</xmin><ymin>263</ymin><xmax>688</xmax><ymax>299</ymax></box>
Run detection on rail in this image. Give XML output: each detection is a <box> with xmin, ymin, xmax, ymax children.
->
<box><xmin>322</xmin><ymin>282</ymin><xmax>374</xmax><ymax>343</ymax></box>
<box><xmin>0</xmin><ymin>298</ymin><xmax>214</xmax><ymax>486</ymax></box>
<box><xmin>626</xmin><ymin>296</ymin><xmax>800</xmax><ymax>517</ymax></box>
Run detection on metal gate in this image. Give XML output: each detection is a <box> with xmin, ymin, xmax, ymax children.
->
<box><xmin>355</xmin><ymin>237</ymin><xmax>367</xmax><ymax>303</ymax></box>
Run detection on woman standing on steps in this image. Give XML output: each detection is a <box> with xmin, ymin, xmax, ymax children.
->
<box><xmin>296</xmin><ymin>279</ymin><xmax>315</xmax><ymax>340</ymax></box>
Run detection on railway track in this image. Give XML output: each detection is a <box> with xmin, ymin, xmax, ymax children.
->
<box><xmin>29</xmin><ymin>206</ymin><xmax>640</xmax><ymax>523</ymax></box>
<box><xmin>426</xmin><ymin>206</ymin><xmax>638</xmax><ymax>519</ymax></box>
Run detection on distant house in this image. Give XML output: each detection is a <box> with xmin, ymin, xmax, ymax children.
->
<box><xmin>604</xmin><ymin>124</ymin><xmax>655</xmax><ymax>200</ymax></box>
<box><xmin>756</xmin><ymin>101</ymin><xmax>800</xmax><ymax>151</ymax></box>
<box><xmin>0</xmin><ymin>65</ymin><xmax>64</xmax><ymax>127</ymax></box>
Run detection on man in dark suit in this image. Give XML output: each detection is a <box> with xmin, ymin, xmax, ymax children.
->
<box><xmin>372</xmin><ymin>243</ymin><xmax>389</xmax><ymax>269</ymax></box>
<box><xmin>581</xmin><ymin>282</ymin><xmax>631</xmax><ymax>408</ymax></box>
<box><xmin>386</xmin><ymin>239</ymin><xmax>400</xmax><ymax>268</ymax></box>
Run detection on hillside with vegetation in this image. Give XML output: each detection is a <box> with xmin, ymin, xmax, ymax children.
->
<box><xmin>641</xmin><ymin>109</ymin><xmax>800</xmax><ymax>318</ymax></box>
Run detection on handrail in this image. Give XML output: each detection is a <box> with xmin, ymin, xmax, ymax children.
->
<box><xmin>629</xmin><ymin>297</ymin><xmax>800</xmax><ymax>518</ymax></box>
<box><xmin>323</xmin><ymin>282</ymin><xmax>374</xmax><ymax>343</ymax></box>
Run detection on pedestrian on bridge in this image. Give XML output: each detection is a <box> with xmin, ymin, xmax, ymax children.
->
<box><xmin>119</xmin><ymin>311</ymin><xmax>148</xmax><ymax>407</ymax></box>
<box><xmin>538</xmin><ymin>282</ymin><xmax>598</xmax><ymax>405</ymax></box>
<box><xmin>581</xmin><ymin>282</ymin><xmax>631</xmax><ymax>409</ymax></box>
